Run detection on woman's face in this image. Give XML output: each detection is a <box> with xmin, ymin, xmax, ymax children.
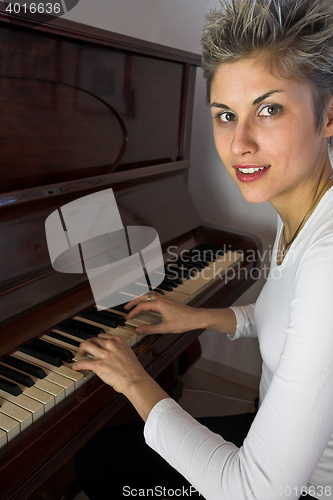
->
<box><xmin>210</xmin><ymin>57</ymin><xmax>332</xmax><ymax>207</ymax></box>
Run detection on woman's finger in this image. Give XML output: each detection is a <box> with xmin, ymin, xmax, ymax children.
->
<box><xmin>96</xmin><ymin>332</ymin><xmax>119</xmax><ymax>341</ymax></box>
<box><xmin>72</xmin><ymin>357</ymin><xmax>96</xmax><ymax>372</ymax></box>
<box><xmin>126</xmin><ymin>296</ymin><xmax>167</xmax><ymax>320</ymax></box>
<box><xmin>134</xmin><ymin>321</ymin><xmax>175</xmax><ymax>335</ymax></box>
<box><xmin>76</xmin><ymin>336</ymin><xmax>109</xmax><ymax>357</ymax></box>
<box><xmin>124</xmin><ymin>291</ymin><xmax>166</xmax><ymax>309</ymax></box>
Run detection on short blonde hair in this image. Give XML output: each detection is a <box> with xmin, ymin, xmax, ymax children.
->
<box><xmin>202</xmin><ymin>0</ymin><xmax>333</xmax><ymax>138</ymax></box>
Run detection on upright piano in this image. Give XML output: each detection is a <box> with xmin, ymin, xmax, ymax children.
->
<box><xmin>0</xmin><ymin>8</ymin><xmax>262</xmax><ymax>500</ymax></box>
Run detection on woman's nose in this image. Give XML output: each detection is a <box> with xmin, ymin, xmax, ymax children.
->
<box><xmin>230</xmin><ymin>123</ymin><xmax>258</xmax><ymax>156</ymax></box>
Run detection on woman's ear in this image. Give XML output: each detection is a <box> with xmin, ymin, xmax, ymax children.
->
<box><xmin>323</xmin><ymin>97</ymin><xmax>333</xmax><ymax>139</ymax></box>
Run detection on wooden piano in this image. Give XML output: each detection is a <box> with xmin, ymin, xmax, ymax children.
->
<box><xmin>0</xmin><ymin>8</ymin><xmax>262</xmax><ymax>500</ymax></box>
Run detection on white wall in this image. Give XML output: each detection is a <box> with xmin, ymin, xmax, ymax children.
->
<box><xmin>63</xmin><ymin>0</ymin><xmax>278</xmax><ymax>377</ymax></box>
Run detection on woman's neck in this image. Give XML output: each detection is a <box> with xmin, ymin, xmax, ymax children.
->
<box><xmin>271</xmin><ymin>155</ymin><xmax>333</xmax><ymax>243</ymax></box>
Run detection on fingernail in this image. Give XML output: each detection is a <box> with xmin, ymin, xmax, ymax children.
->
<box><xmin>137</xmin><ymin>328</ymin><xmax>143</xmax><ymax>334</ymax></box>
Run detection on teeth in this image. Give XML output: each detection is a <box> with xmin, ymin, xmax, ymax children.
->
<box><xmin>238</xmin><ymin>166</ymin><xmax>268</xmax><ymax>174</ymax></box>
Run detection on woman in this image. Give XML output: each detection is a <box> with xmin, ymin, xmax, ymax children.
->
<box><xmin>72</xmin><ymin>0</ymin><xmax>333</xmax><ymax>498</ymax></box>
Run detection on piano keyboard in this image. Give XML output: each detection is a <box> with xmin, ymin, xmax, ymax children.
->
<box><xmin>0</xmin><ymin>248</ymin><xmax>242</xmax><ymax>448</ymax></box>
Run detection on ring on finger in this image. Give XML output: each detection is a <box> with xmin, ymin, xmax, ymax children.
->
<box><xmin>147</xmin><ymin>292</ymin><xmax>155</xmax><ymax>301</ymax></box>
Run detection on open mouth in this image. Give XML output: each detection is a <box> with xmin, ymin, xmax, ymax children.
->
<box><xmin>235</xmin><ymin>165</ymin><xmax>271</xmax><ymax>183</ymax></box>
<box><xmin>237</xmin><ymin>166</ymin><xmax>270</xmax><ymax>174</ymax></box>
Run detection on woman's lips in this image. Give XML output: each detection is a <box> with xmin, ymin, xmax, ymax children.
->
<box><xmin>233</xmin><ymin>165</ymin><xmax>270</xmax><ymax>183</ymax></box>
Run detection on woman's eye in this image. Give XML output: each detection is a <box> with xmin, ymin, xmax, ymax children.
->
<box><xmin>218</xmin><ymin>111</ymin><xmax>237</xmax><ymax>122</ymax></box>
<box><xmin>258</xmin><ymin>104</ymin><xmax>281</xmax><ymax>117</ymax></box>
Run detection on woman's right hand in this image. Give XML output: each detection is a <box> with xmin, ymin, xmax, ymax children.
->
<box><xmin>124</xmin><ymin>292</ymin><xmax>203</xmax><ymax>335</ymax></box>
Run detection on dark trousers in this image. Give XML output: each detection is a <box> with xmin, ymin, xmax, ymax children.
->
<box><xmin>72</xmin><ymin>408</ymin><xmax>316</xmax><ymax>499</ymax></box>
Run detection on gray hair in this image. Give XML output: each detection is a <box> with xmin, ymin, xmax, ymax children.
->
<box><xmin>202</xmin><ymin>0</ymin><xmax>333</xmax><ymax>139</ymax></box>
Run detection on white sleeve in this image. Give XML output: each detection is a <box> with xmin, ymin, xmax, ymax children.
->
<box><xmin>144</xmin><ymin>235</ymin><xmax>333</xmax><ymax>499</ymax></box>
<box><xmin>228</xmin><ymin>303</ymin><xmax>257</xmax><ymax>339</ymax></box>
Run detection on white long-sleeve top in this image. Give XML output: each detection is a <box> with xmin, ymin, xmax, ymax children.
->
<box><xmin>144</xmin><ymin>188</ymin><xmax>333</xmax><ymax>499</ymax></box>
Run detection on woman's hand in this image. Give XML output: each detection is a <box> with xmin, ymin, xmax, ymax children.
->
<box><xmin>72</xmin><ymin>333</ymin><xmax>170</xmax><ymax>421</ymax></box>
<box><xmin>72</xmin><ymin>333</ymin><xmax>147</xmax><ymax>393</ymax></box>
<box><xmin>124</xmin><ymin>293</ymin><xmax>203</xmax><ymax>335</ymax></box>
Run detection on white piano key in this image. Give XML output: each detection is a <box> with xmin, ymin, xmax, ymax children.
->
<box><xmin>74</xmin><ymin>315</ymin><xmax>147</xmax><ymax>346</ymax></box>
<box><xmin>19</xmin><ymin>385</ymin><xmax>55</xmax><ymax>412</ymax></box>
<box><xmin>0</xmin><ymin>413</ymin><xmax>20</xmax><ymax>443</ymax></box>
<box><xmin>52</xmin><ymin>328</ymin><xmax>92</xmax><ymax>344</ymax></box>
<box><xmin>0</xmin><ymin>428</ymin><xmax>7</xmax><ymax>449</ymax></box>
<box><xmin>30</xmin><ymin>379</ymin><xmax>65</xmax><ymax>403</ymax></box>
<box><xmin>0</xmin><ymin>361</ymin><xmax>57</xmax><ymax>412</ymax></box>
<box><xmin>41</xmin><ymin>336</ymin><xmax>95</xmax><ymax>382</ymax></box>
<box><xmin>132</xmin><ymin>311</ymin><xmax>161</xmax><ymax>325</ymax></box>
<box><xmin>161</xmin><ymin>251</ymin><xmax>243</xmax><ymax>304</ymax></box>
<box><xmin>104</xmin><ymin>328</ymin><xmax>138</xmax><ymax>347</ymax></box>
<box><xmin>7</xmin><ymin>354</ymin><xmax>76</xmax><ymax>397</ymax></box>
<box><xmin>0</xmin><ymin>390</ymin><xmax>44</xmax><ymax>422</ymax></box>
<box><xmin>40</xmin><ymin>370</ymin><xmax>75</xmax><ymax>397</ymax></box>
<box><xmin>42</xmin><ymin>334</ymin><xmax>80</xmax><ymax>352</ymax></box>
<box><xmin>0</xmin><ymin>372</ymin><xmax>62</xmax><ymax>406</ymax></box>
<box><xmin>0</xmin><ymin>397</ymin><xmax>32</xmax><ymax>431</ymax></box>
<box><xmin>104</xmin><ymin>307</ymin><xmax>161</xmax><ymax>327</ymax></box>
<box><xmin>13</xmin><ymin>351</ymin><xmax>84</xmax><ymax>388</ymax></box>
<box><xmin>159</xmin><ymin>289</ymin><xmax>189</xmax><ymax>303</ymax></box>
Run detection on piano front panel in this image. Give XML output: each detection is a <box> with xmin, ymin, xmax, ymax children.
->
<box><xmin>0</xmin><ymin>10</ymin><xmax>195</xmax><ymax>193</ymax></box>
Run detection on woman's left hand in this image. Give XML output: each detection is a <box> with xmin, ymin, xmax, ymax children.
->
<box><xmin>72</xmin><ymin>333</ymin><xmax>147</xmax><ymax>394</ymax></box>
<box><xmin>72</xmin><ymin>333</ymin><xmax>170</xmax><ymax>420</ymax></box>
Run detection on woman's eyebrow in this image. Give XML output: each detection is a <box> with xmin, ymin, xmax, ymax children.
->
<box><xmin>252</xmin><ymin>90</ymin><xmax>284</xmax><ymax>105</ymax></box>
<box><xmin>210</xmin><ymin>102</ymin><xmax>229</xmax><ymax>110</ymax></box>
<box><xmin>210</xmin><ymin>90</ymin><xmax>284</xmax><ymax>109</ymax></box>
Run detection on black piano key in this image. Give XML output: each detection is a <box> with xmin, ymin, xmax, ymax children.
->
<box><xmin>0</xmin><ymin>364</ymin><xmax>34</xmax><ymax>387</ymax></box>
<box><xmin>66</xmin><ymin>318</ymin><xmax>105</xmax><ymax>335</ymax></box>
<box><xmin>0</xmin><ymin>376</ymin><xmax>22</xmax><ymax>396</ymax></box>
<box><xmin>155</xmin><ymin>282</ymin><xmax>173</xmax><ymax>292</ymax></box>
<box><xmin>1</xmin><ymin>354</ymin><xmax>46</xmax><ymax>379</ymax></box>
<box><xmin>185</xmin><ymin>259</ymin><xmax>207</xmax><ymax>269</ymax></box>
<box><xmin>31</xmin><ymin>339</ymin><xmax>74</xmax><ymax>363</ymax></box>
<box><xmin>88</xmin><ymin>307</ymin><xmax>126</xmax><ymax>327</ymax></box>
<box><xmin>46</xmin><ymin>331</ymin><xmax>81</xmax><ymax>348</ymax></box>
<box><xmin>19</xmin><ymin>343</ymin><xmax>63</xmax><ymax>367</ymax></box>
<box><xmin>166</xmin><ymin>263</ymin><xmax>197</xmax><ymax>276</ymax></box>
<box><xmin>187</xmin><ymin>256</ymin><xmax>210</xmax><ymax>266</ymax></box>
<box><xmin>164</xmin><ymin>274</ymin><xmax>183</xmax><ymax>284</ymax></box>
<box><xmin>165</xmin><ymin>263</ymin><xmax>195</xmax><ymax>275</ymax></box>
<box><xmin>112</xmin><ymin>304</ymin><xmax>133</xmax><ymax>314</ymax></box>
<box><xmin>57</xmin><ymin>319</ymin><xmax>104</xmax><ymax>339</ymax></box>
<box><xmin>78</xmin><ymin>310</ymin><xmax>118</xmax><ymax>329</ymax></box>
<box><xmin>153</xmin><ymin>288</ymin><xmax>165</xmax><ymax>295</ymax></box>
<box><xmin>162</xmin><ymin>278</ymin><xmax>179</xmax><ymax>288</ymax></box>
<box><xmin>173</xmin><ymin>260</ymin><xmax>205</xmax><ymax>271</ymax></box>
